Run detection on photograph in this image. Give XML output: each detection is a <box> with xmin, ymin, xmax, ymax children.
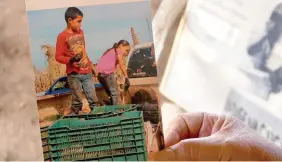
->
<box><xmin>246</xmin><ymin>2</ymin><xmax>282</xmax><ymax>98</ymax></box>
<box><xmin>168</xmin><ymin>0</ymin><xmax>282</xmax><ymax>150</ymax></box>
<box><xmin>224</xmin><ymin>1</ymin><xmax>282</xmax><ymax>148</ymax></box>
<box><xmin>25</xmin><ymin>0</ymin><xmax>163</xmax><ymax>161</ymax></box>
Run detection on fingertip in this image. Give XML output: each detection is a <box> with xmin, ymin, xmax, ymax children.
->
<box><xmin>164</xmin><ymin>115</ymin><xmax>190</xmax><ymax>146</ymax></box>
<box><xmin>164</xmin><ymin>129</ymin><xmax>181</xmax><ymax>147</ymax></box>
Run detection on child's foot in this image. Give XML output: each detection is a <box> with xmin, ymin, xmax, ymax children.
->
<box><xmin>67</xmin><ymin>112</ymin><xmax>78</xmax><ymax>116</ymax></box>
<box><xmin>65</xmin><ymin>108</ymin><xmax>80</xmax><ymax>116</ymax></box>
<box><xmin>94</xmin><ymin>102</ymin><xmax>103</xmax><ymax>107</ymax></box>
<box><xmin>79</xmin><ymin>111</ymin><xmax>91</xmax><ymax>115</ymax></box>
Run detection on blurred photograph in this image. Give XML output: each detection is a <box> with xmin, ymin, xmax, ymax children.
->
<box><xmin>224</xmin><ymin>2</ymin><xmax>282</xmax><ymax>147</ymax></box>
<box><xmin>25</xmin><ymin>0</ymin><xmax>163</xmax><ymax>161</ymax></box>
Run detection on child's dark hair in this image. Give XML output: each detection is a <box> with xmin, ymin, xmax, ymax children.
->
<box><xmin>112</xmin><ymin>40</ymin><xmax>130</xmax><ymax>49</ymax></box>
<box><xmin>103</xmin><ymin>40</ymin><xmax>130</xmax><ymax>55</ymax></box>
<box><xmin>65</xmin><ymin>7</ymin><xmax>83</xmax><ymax>23</ymax></box>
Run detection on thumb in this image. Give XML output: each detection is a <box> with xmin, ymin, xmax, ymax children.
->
<box><xmin>149</xmin><ymin>136</ymin><xmax>228</xmax><ymax>161</ymax></box>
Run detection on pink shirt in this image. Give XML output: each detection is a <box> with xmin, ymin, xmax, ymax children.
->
<box><xmin>96</xmin><ymin>48</ymin><xmax>121</xmax><ymax>74</ymax></box>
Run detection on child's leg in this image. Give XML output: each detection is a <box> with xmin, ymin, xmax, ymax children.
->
<box><xmin>104</xmin><ymin>73</ymin><xmax>119</xmax><ymax>105</ymax></box>
<box><xmin>97</xmin><ymin>74</ymin><xmax>112</xmax><ymax>99</ymax></box>
<box><xmin>67</xmin><ymin>75</ymin><xmax>83</xmax><ymax>114</ymax></box>
<box><xmin>81</xmin><ymin>73</ymin><xmax>99</xmax><ymax>110</ymax></box>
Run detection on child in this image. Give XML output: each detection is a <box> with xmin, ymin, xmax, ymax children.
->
<box><xmin>55</xmin><ymin>7</ymin><xmax>100</xmax><ymax>114</ymax></box>
<box><xmin>96</xmin><ymin>40</ymin><xmax>131</xmax><ymax>105</ymax></box>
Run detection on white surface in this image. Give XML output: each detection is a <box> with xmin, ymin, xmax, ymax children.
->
<box><xmin>159</xmin><ymin>0</ymin><xmax>282</xmax><ymax>116</ymax></box>
<box><xmin>25</xmin><ymin>0</ymin><xmax>146</xmax><ymax>11</ymax></box>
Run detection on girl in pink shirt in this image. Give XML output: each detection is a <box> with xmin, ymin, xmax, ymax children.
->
<box><xmin>96</xmin><ymin>40</ymin><xmax>130</xmax><ymax>105</ymax></box>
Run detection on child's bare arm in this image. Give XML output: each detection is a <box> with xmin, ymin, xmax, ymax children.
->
<box><xmin>117</xmin><ymin>53</ymin><xmax>128</xmax><ymax>78</ymax></box>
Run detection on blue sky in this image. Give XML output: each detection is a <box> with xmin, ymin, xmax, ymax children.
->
<box><xmin>27</xmin><ymin>1</ymin><xmax>153</xmax><ymax>70</ymax></box>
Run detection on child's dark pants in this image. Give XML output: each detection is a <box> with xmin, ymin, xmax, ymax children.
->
<box><xmin>67</xmin><ymin>73</ymin><xmax>99</xmax><ymax>114</ymax></box>
<box><xmin>97</xmin><ymin>73</ymin><xmax>119</xmax><ymax>105</ymax></box>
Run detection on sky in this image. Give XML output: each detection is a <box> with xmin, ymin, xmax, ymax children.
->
<box><xmin>27</xmin><ymin>1</ymin><xmax>153</xmax><ymax>70</ymax></box>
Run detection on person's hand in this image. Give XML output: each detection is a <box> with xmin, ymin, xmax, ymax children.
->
<box><xmin>150</xmin><ymin>112</ymin><xmax>282</xmax><ymax>161</ymax></box>
<box><xmin>90</xmin><ymin>64</ymin><xmax>96</xmax><ymax>76</ymax></box>
<box><xmin>78</xmin><ymin>59</ymin><xmax>89</xmax><ymax>68</ymax></box>
<box><xmin>124</xmin><ymin>77</ymin><xmax>130</xmax><ymax>91</ymax></box>
<box><xmin>152</xmin><ymin>61</ymin><xmax>156</xmax><ymax>67</ymax></box>
<box><xmin>69</xmin><ymin>53</ymin><xmax>82</xmax><ymax>65</ymax></box>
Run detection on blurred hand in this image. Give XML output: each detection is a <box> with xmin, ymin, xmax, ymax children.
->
<box><xmin>90</xmin><ymin>64</ymin><xmax>96</xmax><ymax>76</ymax></box>
<box><xmin>152</xmin><ymin>61</ymin><xmax>156</xmax><ymax>67</ymax></box>
<box><xmin>124</xmin><ymin>77</ymin><xmax>130</xmax><ymax>91</ymax></box>
<box><xmin>150</xmin><ymin>112</ymin><xmax>282</xmax><ymax>161</ymax></box>
<box><xmin>78</xmin><ymin>59</ymin><xmax>89</xmax><ymax>68</ymax></box>
<box><xmin>69</xmin><ymin>53</ymin><xmax>81</xmax><ymax>65</ymax></box>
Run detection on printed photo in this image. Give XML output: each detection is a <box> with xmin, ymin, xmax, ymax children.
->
<box><xmin>246</xmin><ymin>3</ymin><xmax>282</xmax><ymax>98</ymax></box>
<box><xmin>224</xmin><ymin>2</ymin><xmax>282</xmax><ymax>147</ymax></box>
<box><xmin>25</xmin><ymin>0</ymin><xmax>163</xmax><ymax>161</ymax></box>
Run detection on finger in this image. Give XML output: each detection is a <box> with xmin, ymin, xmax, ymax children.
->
<box><xmin>164</xmin><ymin>112</ymin><xmax>223</xmax><ymax>147</ymax></box>
<box><xmin>150</xmin><ymin>136</ymin><xmax>225</xmax><ymax>161</ymax></box>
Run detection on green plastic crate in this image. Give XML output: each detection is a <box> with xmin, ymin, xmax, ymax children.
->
<box><xmin>92</xmin><ymin>104</ymin><xmax>139</xmax><ymax>114</ymax></box>
<box><xmin>41</xmin><ymin>126</ymin><xmax>51</xmax><ymax>161</ymax></box>
<box><xmin>40</xmin><ymin>114</ymin><xmax>63</xmax><ymax>158</ymax></box>
<box><xmin>41</xmin><ymin>126</ymin><xmax>49</xmax><ymax>139</ymax></box>
<box><xmin>44</xmin><ymin>152</ymin><xmax>51</xmax><ymax>160</ymax></box>
<box><xmin>41</xmin><ymin>126</ymin><xmax>49</xmax><ymax>151</ymax></box>
<box><xmin>63</xmin><ymin>104</ymin><xmax>140</xmax><ymax>119</ymax></box>
<box><xmin>46</xmin><ymin>111</ymin><xmax>146</xmax><ymax>161</ymax></box>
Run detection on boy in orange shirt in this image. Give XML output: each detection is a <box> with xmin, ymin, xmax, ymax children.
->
<box><xmin>55</xmin><ymin>7</ymin><xmax>100</xmax><ymax>114</ymax></box>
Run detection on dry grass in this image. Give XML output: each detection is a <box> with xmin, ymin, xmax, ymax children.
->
<box><xmin>34</xmin><ymin>45</ymin><xmax>66</xmax><ymax>93</ymax></box>
<box><xmin>34</xmin><ymin>69</ymin><xmax>52</xmax><ymax>93</ymax></box>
